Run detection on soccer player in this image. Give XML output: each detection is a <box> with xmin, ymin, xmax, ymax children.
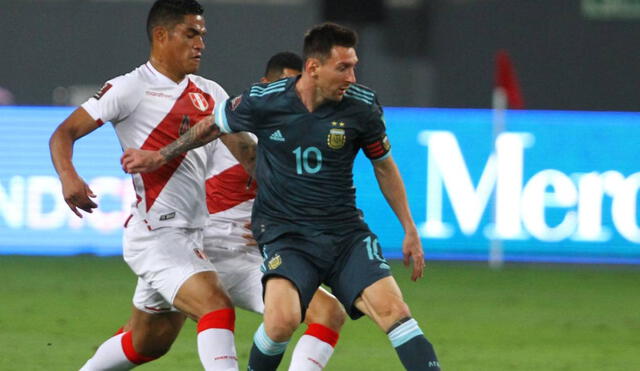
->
<box><xmin>122</xmin><ymin>23</ymin><xmax>441</xmax><ymax>370</ymax></box>
<box><xmin>49</xmin><ymin>1</ymin><xmax>251</xmax><ymax>369</ymax></box>
<box><xmin>203</xmin><ymin>51</ymin><xmax>347</xmax><ymax>370</ymax></box>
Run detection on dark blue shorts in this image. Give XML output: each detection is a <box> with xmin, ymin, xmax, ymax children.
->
<box><xmin>259</xmin><ymin>226</ymin><xmax>391</xmax><ymax>320</ymax></box>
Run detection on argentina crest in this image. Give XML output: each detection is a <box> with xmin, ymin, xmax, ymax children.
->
<box><xmin>327</xmin><ymin>121</ymin><xmax>346</xmax><ymax>149</ymax></box>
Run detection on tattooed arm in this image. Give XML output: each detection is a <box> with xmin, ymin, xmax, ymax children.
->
<box><xmin>121</xmin><ymin>114</ymin><xmax>221</xmax><ymax>173</ymax></box>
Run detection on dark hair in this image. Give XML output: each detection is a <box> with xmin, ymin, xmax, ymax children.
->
<box><xmin>302</xmin><ymin>22</ymin><xmax>358</xmax><ymax>62</ymax></box>
<box><xmin>264</xmin><ymin>52</ymin><xmax>303</xmax><ymax>80</ymax></box>
<box><xmin>146</xmin><ymin>0</ymin><xmax>204</xmax><ymax>42</ymax></box>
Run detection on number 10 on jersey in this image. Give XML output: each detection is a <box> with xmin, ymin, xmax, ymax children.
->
<box><xmin>293</xmin><ymin>146</ymin><xmax>323</xmax><ymax>175</ymax></box>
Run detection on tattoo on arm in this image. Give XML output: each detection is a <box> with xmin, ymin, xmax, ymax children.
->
<box><xmin>159</xmin><ymin>116</ymin><xmax>218</xmax><ymax>161</ymax></box>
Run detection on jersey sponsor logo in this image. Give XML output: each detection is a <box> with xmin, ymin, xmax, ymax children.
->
<box><xmin>179</xmin><ymin>115</ymin><xmax>191</xmax><ymax>136</ymax></box>
<box><xmin>267</xmin><ymin>254</ymin><xmax>282</xmax><ymax>270</ymax></box>
<box><xmin>159</xmin><ymin>212</ymin><xmax>176</xmax><ymax>221</ymax></box>
<box><xmin>269</xmin><ymin>130</ymin><xmax>286</xmax><ymax>142</ymax></box>
<box><xmin>93</xmin><ymin>83</ymin><xmax>112</xmax><ymax>100</ymax></box>
<box><xmin>189</xmin><ymin>92</ymin><xmax>209</xmax><ymax>112</ymax></box>
<box><xmin>145</xmin><ymin>90</ymin><xmax>174</xmax><ymax>99</ymax></box>
<box><xmin>327</xmin><ymin>121</ymin><xmax>346</xmax><ymax>149</ymax></box>
<box><xmin>230</xmin><ymin>95</ymin><xmax>242</xmax><ymax>111</ymax></box>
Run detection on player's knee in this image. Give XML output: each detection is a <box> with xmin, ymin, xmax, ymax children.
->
<box><xmin>307</xmin><ymin>301</ymin><xmax>347</xmax><ymax>332</ymax></box>
<box><xmin>375</xmin><ymin>299</ymin><xmax>411</xmax><ymax>325</ymax></box>
<box><xmin>264</xmin><ymin>315</ymin><xmax>299</xmax><ymax>342</ymax></box>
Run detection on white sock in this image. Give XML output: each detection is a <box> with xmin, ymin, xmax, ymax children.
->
<box><xmin>78</xmin><ymin>333</ymin><xmax>135</xmax><ymax>371</ymax></box>
<box><xmin>197</xmin><ymin>328</ymin><xmax>238</xmax><ymax>371</ymax></box>
<box><xmin>288</xmin><ymin>324</ymin><xmax>338</xmax><ymax>370</ymax></box>
<box><xmin>197</xmin><ymin>309</ymin><xmax>238</xmax><ymax>371</ymax></box>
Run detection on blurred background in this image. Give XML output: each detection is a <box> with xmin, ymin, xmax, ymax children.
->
<box><xmin>1</xmin><ymin>1</ymin><xmax>639</xmax><ymax>370</ymax></box>
<box><xmin>2</xmin><ymin>0</ymin><xmax>640</xmax><ymax>109</ymax></box>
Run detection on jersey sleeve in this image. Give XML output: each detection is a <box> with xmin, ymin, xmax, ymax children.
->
<box><xmin>81</xmin><ymin>76</ymin><xmax>142</xmax><ymax>126</ymax></box>
<box><xmin>213</xmin><ymin>88</ymin><xmax>259</xmax><ymax>134</ymax></box>
<box><xmin>360</xmin><ymin>99</ymin><xmax>392</xmax><ymax>162</ymax></box>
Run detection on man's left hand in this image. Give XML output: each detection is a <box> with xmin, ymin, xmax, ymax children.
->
<box><xmin>402</xmin><ymin>231</ymin><xmax>425</xmax><ymax>282</ymax></box>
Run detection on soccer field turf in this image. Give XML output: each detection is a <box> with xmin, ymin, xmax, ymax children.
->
<box><xmin>1</xmin><ymin>256</ymin><xmax>638</xmax><ymax>370</ymax></box>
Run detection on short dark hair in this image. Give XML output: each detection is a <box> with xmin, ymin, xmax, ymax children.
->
<box><xmin>303</xmin><ymin>22</ymin><xmax>358</xmax><ymax>62</ymax></box>
<box><xmin>264</xmin><ymin>52</ymin><xmax>303</xmax><ymax>81</ymax></box>
<box><xmin>146</xmin><ymin>0</ymin><xmax>204</xmax><ymax>42</ymax></box>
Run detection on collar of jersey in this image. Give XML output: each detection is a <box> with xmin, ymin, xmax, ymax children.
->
<box><xmin>288</xmin><ymin>76</ymin><xmax>342</xmax><ymax>119</ymax></box>
<box><xmin>145</xmin><ymin>61</ymin><xmax>190</xmax><ymax>88</ymax></box>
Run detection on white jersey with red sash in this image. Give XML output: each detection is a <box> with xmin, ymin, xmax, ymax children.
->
<box><xmin>82</xmin><ymin>62</ymin><xmax>228</xmax><ymax>230</ymax></box>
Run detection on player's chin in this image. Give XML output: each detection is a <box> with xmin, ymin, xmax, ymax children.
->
<box><xmin>188</xmin><ymin>59</ymin><xmax>201</xmax><ymax>73</ymax></box>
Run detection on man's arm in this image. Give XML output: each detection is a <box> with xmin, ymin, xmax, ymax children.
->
<box><xmin>49</xmin><ymin>107</ymin><xmax>101</xmax><ymax>218</ymax></box>
<box><xmin>220</xmin><ymin>132</ymin><xmax>256</xmax><ymax>176</ymax></box>
<box><xmin>372</xmin><ymin>155</ymin><xmax>425</xmax><ymax>281</ymax></box>
<box><xmin>121</xmin><ymin>114</ymin><xmax>222</xmax><ymax>173</ymax></box>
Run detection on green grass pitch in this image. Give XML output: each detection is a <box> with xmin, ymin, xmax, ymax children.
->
<box><xmin>1</xmin><ymin>256</ymin><xmax>639</xmax><ymax>370</ymax></box>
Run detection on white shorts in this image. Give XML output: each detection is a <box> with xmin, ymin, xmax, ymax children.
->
<box><xmin>204</xmin><ymin>219</ymin><xmax>264</xmax><ymax>313</ymax></box>
<box><xmin>123</xmin><ymin>215</ymin><xmax>216</xmax><ymax>313</ymax></box>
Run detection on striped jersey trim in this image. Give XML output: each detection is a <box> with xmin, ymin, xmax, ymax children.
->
<box><xmin>345</xmin><ymin>84</ymin><xmax>375</xmax><ymax>104</ymax></box>
<box><xmin>250</xmin><ymin>80</ymin><xmax>287</xmax><ymax>97</ymax></box>
<box><xmin>214</xmin><ymin>98</ymin><xmax>232</xmax><ymax>133</ymax></box>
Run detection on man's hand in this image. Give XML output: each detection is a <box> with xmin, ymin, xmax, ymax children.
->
<box><xmin>402</xmin><ymin>230</ymin><xmax>425</xmax><ymax>281</ymax></box>
<box><xmin>121</xmin><ymin>148</ymin><xmax>166</xmax><ymax>174</ymax></box>
<box><xmin>60</xmin><ymin>174</ymin><xmax>98</xmax><ymax>218</ymax></box>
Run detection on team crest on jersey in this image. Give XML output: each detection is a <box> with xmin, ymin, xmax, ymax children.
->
<box><xmin>193</xmin><ymin>248</ymin><xmax>208</xmax><ymax>261</ymax></box>
<box><xmin>327</xmin><ymin>121</ymin><xmax>346</xmax><ymax>149</ymax></box>
<box><xmin>267</xmin><ymin>254</ymin><xmax>282</xmax><ymax>270</ymax></box>
<box><xmin>93</xmin><ymin>83</ymin><xmax>112</xmax><ymax>100</ymax></box>
<box><xmin>188</xmin><ymin>92</ymin><xmax>209</xmax><ymax>112</ymax></box>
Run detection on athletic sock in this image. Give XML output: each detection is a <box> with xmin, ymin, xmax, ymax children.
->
<box><xmin>247</xmin><ymin>323</ymin><xmax>289</xmax><ymax>371</ymax></box>
<box><xmin>196</xmin><ymin>308</ymin><xmax>238</xmax><ymax>371</ymax></box>
<box><xmin>288</xmin><ymin>323</ymin><xmax>339</xmax><ymax>370</ymax></box>
<box><xmin>387</xmin><ymin>317</ymin><xmax>441</xmax><ymax>371</ymax></box>
<box><xmin>78</xmin><ymin>331</ymin><xmax>155</xmax><ymax>371</ymax></box>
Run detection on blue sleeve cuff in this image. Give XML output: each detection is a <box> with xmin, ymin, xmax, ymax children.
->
<box><xmin>214</xmin><ymin>98</ymin><xmax>232</xmax><ymax>134</ymax></box>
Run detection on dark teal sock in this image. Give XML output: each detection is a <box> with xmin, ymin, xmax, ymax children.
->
<box><xmin>247</xmin><ymin>323</ymin><xmax>288</xmax><ymax>371</ymax></box>
<box><xmin>388</xmin><ymin>317</ymin><xmax>441</xmax><ymax>370</ymax></box>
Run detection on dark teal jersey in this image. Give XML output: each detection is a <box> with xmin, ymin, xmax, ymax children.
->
<box><xmin>215</xmin><ymin>76</ymin><xmax>391</xmax><ymax>242</ymax></box>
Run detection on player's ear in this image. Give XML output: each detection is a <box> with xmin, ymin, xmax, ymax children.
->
<box><xmin>259</xmin><ymin>77</ymin><xmax>269</xmax><ymax>83</ymax></box>
<box><xmin>152</xmin><ymin>25</ymin><xmax>168</xmax><ymax>45</ymax></box>
<box><xmin>305</xmin><ymin>58</ymin><xmax>320</xmax><ymax>78</ymax></box>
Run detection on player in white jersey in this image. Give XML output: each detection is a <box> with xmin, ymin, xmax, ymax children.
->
<box><xmin>49</xmin><ymin>1</ymin><xmax>253</xmax><ymax>370</ymax></box>
<box><xmin>115</xmin><ymin>52</ymin><xmax>347</xmax><ymax>370</ymax></box>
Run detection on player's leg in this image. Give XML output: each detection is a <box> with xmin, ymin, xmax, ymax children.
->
<box><xmin>172</xmin><ymin>270</ymin><xmax>237</xmax><ymax>371</ymax></box>
<box><xmin>248</xmin><ymin>277</ymin><xmax>301</xmax><ymax>371</ymax></box>
<box><xmin>330</xmin><ymin>229</ymin><xmax>440</xmax><ymax>371</ymax></box>
<box><xmin>79</xmin><ymin>284</ymin><xmax>186</xmax><ymax>370</ymax></box>
<box><xmin>123</xmin><ymin>217</ymin><xmax>238</xmax><ymax>371</ymax></box>
<box><xmin>356</xmin><ymin>276</ymin><xmax>440</xmax><ymax>370</ymax></box>
<box><xmin>248</xmin><ymin>237</ymin><xmax>323</xmax><ymax>371</ymax></box>
<box><xmin>289</xmin><ymin>287</ymin><xmax>346</xmax><ymax>370</ymax></box>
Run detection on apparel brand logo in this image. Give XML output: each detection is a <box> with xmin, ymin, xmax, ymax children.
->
<box><xmin>159</xmin><ymin>212</ymin><xmax>176</xmax><ymax>221</ymax></box>
<box><xmin>327</xmin><ymin>121</ymin><xmax>346</xmax><ymax>149</ymax></box>
<box><xmin>188</xmin><ymin>92</ymin><xmax>209</xmax><ymax>112</ymax></box>
<box><xmin>269</xmin><ymin>130</ymin><xmax>285</xmax><ymax>142</ymax></box>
